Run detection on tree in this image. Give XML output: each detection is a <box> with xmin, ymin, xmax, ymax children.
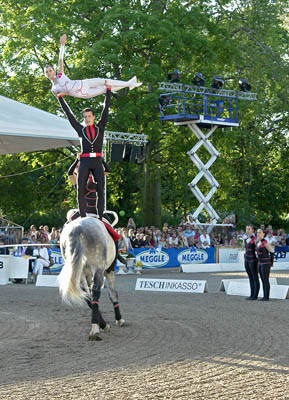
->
<box><xmin>0</xmin><ymin>0</ymin><xmax>288</xmax><ymax>229</ymax></box>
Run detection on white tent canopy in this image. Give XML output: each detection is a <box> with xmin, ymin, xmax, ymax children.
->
<box><xmin>0</xmin><ymin>95</ymin><xmax>80</xmax><ymax>154</ymax></box>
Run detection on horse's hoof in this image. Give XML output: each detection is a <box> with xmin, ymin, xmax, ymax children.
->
<box><xmin>88</xmin><ymin>333</ymin><xmax>102</xmax><ymax>341</ymax></box>
<box><xmin>102</xmin><ymin>324</ymin><xmax>110</xmax><ymax>333</ymax></box>
<box><xmin>116</xmin><ymin>319</ymin><xmax>125</xmax><ymax>327</ymax></box>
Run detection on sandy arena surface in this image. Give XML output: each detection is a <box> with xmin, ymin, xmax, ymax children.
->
<box><xmin>0</xmin><ymin>269</ymin><xmax>289</xmax><ymax>399</ymax></box>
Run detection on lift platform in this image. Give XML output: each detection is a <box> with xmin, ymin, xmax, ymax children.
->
<box><xmin>159</xmin><ymin>81</ymin><xmax>257</xmax><ymax>227</ymax></box>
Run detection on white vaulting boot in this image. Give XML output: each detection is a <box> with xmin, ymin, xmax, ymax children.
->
<box><xmin>128</xmin><ymin>76</ymin><xmax>142</xmax><ymax>90</ymax></box>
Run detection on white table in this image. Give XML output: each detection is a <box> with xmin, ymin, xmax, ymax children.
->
<box><xmin>0</xmin><ymin>255</ymin><xmax>30</xmax><ymax>284</ymax></box>
<box><xmin>10</xmin><ymin>256</ymin><xmax>29</xmax><ymax>283</ymax></box>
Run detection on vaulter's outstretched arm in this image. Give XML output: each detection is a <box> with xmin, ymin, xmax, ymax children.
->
<box><xmin>58</xmin><ymin>96</ymin><xmax>82</xmax><ymax>136</ymax></box>
<box><xmin>98</xmin><ymin>84</ymin><xmax>112</xmax><ymax>128</ymax></box>
<box><xmin>58</xmin><ymin>34</ymin><xmax>67</xmax><ymax>74</ymax></box>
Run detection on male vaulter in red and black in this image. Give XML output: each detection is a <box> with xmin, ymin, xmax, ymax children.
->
<box><xmin>58</xmin><ymin>88</ymin><xmax>111</xmax><ymax>219</ymax></box>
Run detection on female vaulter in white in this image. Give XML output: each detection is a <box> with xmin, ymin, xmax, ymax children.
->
<box><xmin>45</xmin><ymin>34</ymin><xmax>142</xmax><ymax>98</ymax></box>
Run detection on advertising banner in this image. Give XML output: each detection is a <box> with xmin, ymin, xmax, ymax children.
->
<box><xmin>274</xmin><ymin>246</ymin><xmax>289</xmax><ymax>262</ymax></box>
<box><xmin>218</xmin><ymin>248</ymin><xmax>240</xmax><ymax>263</ymax></box>
<box><xmin>135</xmin><ymin>278</ymin><xmax>208</xmax><ymax>293</ymax></box>
<box><xmin>133</xmin><ymin>247</ymin><xmax>215</xmax><ymax>268</ymax></box>
<box><xmin>51</xmin><ymin>247</ymin><xmax>215</xmax><ymax>271</ymax></box>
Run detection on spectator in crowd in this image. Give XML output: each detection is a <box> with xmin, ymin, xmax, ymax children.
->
<box><xmin>194</xmin><ymin>228</ymin><xmax>200</xmax><ymax>241</ymax></box>
<box><xmin>40</xmin><ymin>230</ymin><xmax>49</xmax><ymax>243</ymax></box>
<box><xmin>200</xmin><ymin>229</ymin><xmax>211</xmax><ymax>246</ymax></box>
<box><xmin>238</xmin><ymin>230</ymin><xmax>245</xmax><ymax>240</ymax></box>
<box><xmin>122</xmin><ymin>229</ymin><xmax>134</xmax><ymax>252</ymax></box>
<box><xmin>18</xmin><ymin>237</ymin><xmax>34</xmax><ymax>257</ymax></box>
<box><xmin>142</xmin><ymin>234</ymin><xmax>150</xmax><ymax>247</ymax></box>
<box><xmin>168</xmin><ymin>232</ymin><xmax>179</xmax><ymax>248</ymax></box>
<box><xmin>183</xmin><ymin>224</ymin><xmax>195</xmax><ymax>246</ymax></box>
<box><xmin>177</xmin><ymin>230</ymin><xmax>188</xmax><ymax>247</ymax></box>
<box><xmin>202</xmin><ymin>240</ymin><xmax>210</xmax><ymax>249</ymax></box>
<box><xmin>158</xmin><ymin>233</ymin><xmax>168</xmax><ymax>249</ymax></box>
<box><xmin>30</xmin><ymin>233</ymin><xmax>37</xmax><ymax>243</ymax></box>
<box><xmin>127</xmin><ymin>218</ymin><xmax>136</xmax><ymax>232</ymax></box>
<box><xmin>0</xmin><ymin>239</ymin><xmax>9</xmax><ymax>255</ymax></box>
<box><xmin>154</xmin><ymin>229</ymin><xmax>162</xmax><ymax>246</ymax></box>
<box><xmin>146</xmin><ymin>232</ymin><xmax>155</xmax><ymax>247</ymax></box>
<box><xmin>118</xmin><ymin>231</ymin><xmax>128</xmax><ymax>253</ymax></box>
<box><xmin>229</xmin><ymin>233</ymin><xmax>238</xmax><ymax>246</ymax></box>
<box><xmin>17</xmin><ymin>238</ymin><xmax>35</xmax><ymax>277</ymax></box>
<box><xmin>55</xmin><ymin>229</ymin><xmax>61</xmax><ymax>243</ymax></box>
<box><xmin>29</xmin><ymin>225</ymin><xmax>37</xmax><ymax>237</ymax></box>
<box><xmin>132</xmin><ymin>233</ymin><xmax>144</xmax><ymax>248</ymax></box>
<box><xmin>49</xmin><ymin>229</ymin><xmax>60</xmax><ymax>249</ymax></box>
<box><xmin>266</xmin><ymin>224</ymin><xmax>275</xmax><ymax>235</ymax></box>
<box><xmin>265</xmin><ymin>231</ymin><xmax>277</xmax><ymax>246</ymax></box>
<box><xmin>49</xmin><ymin>227</ymin><xmax>56</xmax><ymax>239</ymax></box>
<box><xmin>43</xmin><ymin>225</ymin><xmax>50</xmax><ymax>242</ymax></box>
<box><xmin>128</xmin><ymin>228</ymin><xmax>136</xmax><ymax>245</ymax></box>
<box><xmin>190</xmin><ymin>239</ymin><xmax>199</xmax><ymax>249</ymax></box>
<box><xmin>31</xmin><ymin>239</ymin><xmax>50</xmax><ymax>281</ymax></box>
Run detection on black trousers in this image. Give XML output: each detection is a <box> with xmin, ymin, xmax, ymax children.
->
<box><xmin>244</xmin><ymin>258</ymin><xmax>259</xmax><ymax>298</ymax></box>
<box><xmin>77</xmin><ymin>157</ymin><xmax>104</xmax><ymax>219</ymax></box>
<box><xmin>258</xmin><ymin>262</ymin><xmax>271</xmax><ymax>300</ymax></box>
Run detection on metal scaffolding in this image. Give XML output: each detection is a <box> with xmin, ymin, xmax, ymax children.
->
<box><xmin>105</xmin><ymin>130</ymin><xmax>148</xmax><ymax>146</ymax></box>
<box><xmin>159</xmin><ymin>81</ymin><xmax>256</xmax><ymax>229</ymax></box>
<box><xmin>158</xmin><ymin>82</ymin><xmax>257</xmax><ymax>101</ymax></box>
<box><xmin>103</xmin><ymin>130</ymin><xmax>148</xmax><ymax>209</ymax></box>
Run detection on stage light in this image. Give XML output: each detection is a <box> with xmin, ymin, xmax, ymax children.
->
<box><xmin>192</xmin><ymin>72</ymin><xmax>205</xmax><ymax>87</ymax></box>
<box><xmin>239</xmin><ymin>78</ymin><xmax>251</xmax><ymax>92</ymax></box>
<box><xmin>159</xmin><ymin>95</ymin><xmax>172</xmax><ymax>106</ymax></box>
<box><xmin>211</xmin><ymin>75</ymin><xmax>224</xmax><ymax>89</ymax></box>
<box><xmin>167</xmin><ymin>69</ymin><xmax>180</xmax><ymax>83</ymax></box>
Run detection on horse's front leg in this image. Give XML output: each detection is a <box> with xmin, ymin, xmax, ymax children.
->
<box><xmin>104</xmin><ymin>270</ymin><xmax>125</xmax><ymax>327</ymax></box>
<box><xmin>89</xmin><ymin>270</ymin><xmax>109</xmax><ymax>341</ymax></box>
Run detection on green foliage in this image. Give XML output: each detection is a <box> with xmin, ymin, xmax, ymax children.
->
<box><xmin>0</xmin><ymin>0</ymin><xmax>288</xmax><ymax>230</ymax></box>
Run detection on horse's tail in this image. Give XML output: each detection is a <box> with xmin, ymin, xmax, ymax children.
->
<box><xmin>58</xmin><ymin>229</ymin><xmax>88</xmax><ymax>306</ymax></box>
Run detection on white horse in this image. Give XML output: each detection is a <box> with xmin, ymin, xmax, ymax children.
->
<box><xmin>58</xmin><ymin>216</ymin><xmax>125</xmax><ymax>341</ymax></box>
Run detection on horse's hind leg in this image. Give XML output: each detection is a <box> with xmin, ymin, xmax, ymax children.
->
<box><xmin>104</xmin><ymin>270</ymin><xmax>125</xmax><ymax>327</ymax></box>
<box><xmin>89</xmin><ymin>270</ymin><xmax>108</xmax><ymax>341</ymax></box>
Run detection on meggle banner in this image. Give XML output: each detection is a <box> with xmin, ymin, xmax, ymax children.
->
<box><xmin>133</xmin><ymin>247</ymin><xmax>215</xmax><ymax>268</ymax></box>
<box><xmin>50</xmin><ymin>246</ymin><xmax>215</xmax><ymax>270</ymax></box>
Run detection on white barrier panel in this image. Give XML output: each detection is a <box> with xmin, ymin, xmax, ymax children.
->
<box><xmin>181</xmin><ymin>262</ymin><xmax>289</xmax><ymax>273</ymax></box>
<box><xmin>181</xmin><ymin>263</ymin><xmax>245</xmax><ymax>273</ymax></box>
<box><xmin>219</xmin><ymin>278</ymin><xmax>278</xmax><ymax>293</ymax></box>
<box><xmin>273</xmin><ymin>262</ymin><xmax>289</xmax><ymax>270</ymax></box>
<box><xmin>227</xmin><ymin>282</ymin><xmax>289</xmax><ymax>300</ymax></box>
<box><xmin>36</xmin><ymin>275</ymin><xmax>59</xmax><ymax>287</ymax></box>
<box><xmin>218</xmin><ymin>248</ymin><xmax>240</xmax><ymax>264</ymax></box>
<box><xmin>0</xmin><ymin>255</ymin><xmax>11</xmax><ymax>285</ymax></box>
<box><xmin>10</xmin><ymin>257</ymin><xmax>29</xmax><ymax>280</ymax></box>
<box><xmin>135</xmin><ymin>278</ymin><xmax>208</xmax><ymax>294</ymax></box>
<box><xmin>181</xmin><ymin>263</ymin><xmax>222</xmax><ymax>273</ymax></box>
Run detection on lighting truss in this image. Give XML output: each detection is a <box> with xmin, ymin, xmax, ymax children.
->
<box><xmin>104</xmin><ymin>131</ymin><xmax>148</xmax><ymax>146</ymax></box>
<box><xmin>158</xmin><ymin>82</ymin><xmax>257</xmax><ymax>101</ymax></box>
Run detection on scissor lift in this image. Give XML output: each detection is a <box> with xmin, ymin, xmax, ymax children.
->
<box><xmin>159</xmin><ymin>82</ymin><xmax>256</xmax><ymax>228</ymax></box>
